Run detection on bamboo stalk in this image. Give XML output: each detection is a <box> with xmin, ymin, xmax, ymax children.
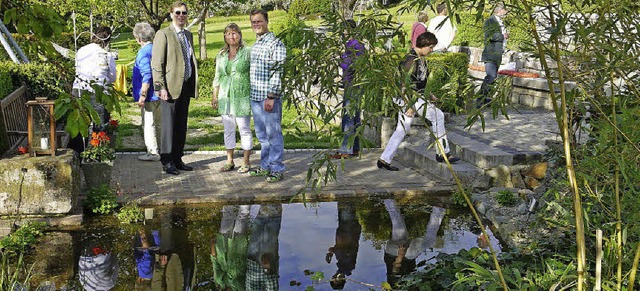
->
<box><xmin>595</xmin><ymin>229</ymin><xmax>602</xmax><ymax>291</ymax></box>
<box><xmin>523</xmin><ymin>0</ymin><xmax>586</xmax><ymax>288</ymax></box>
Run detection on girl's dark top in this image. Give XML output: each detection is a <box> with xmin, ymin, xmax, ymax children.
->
<box><xmin>400</xmin><ymin>48</ymin><xmax>429</xmax><ymax>94</ymax></box>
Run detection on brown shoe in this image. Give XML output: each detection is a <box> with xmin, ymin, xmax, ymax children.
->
<box><xmin>329</xmin><ymin>152</ymin><xmax>352</xmax><ymax>160</ymax></box>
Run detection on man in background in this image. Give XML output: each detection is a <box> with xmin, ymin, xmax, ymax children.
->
<box><xmin>427</xmin><ymin>3</ymin><xmax>456</xmax><ymax>52</ymax></box>
<box><xmin>478</xmin><ymin>3</ymin><xmax>509</xmax><ymax>107</ymax></box>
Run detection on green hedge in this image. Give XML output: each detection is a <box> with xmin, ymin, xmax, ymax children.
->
<box><xmin>425</xmin><ymin>52</ymin><xmax>470</xmax><ymax>112</ymax></box>
<box><xmin>451</xmin><ymin>12</ymin><xmax>528</xmax><ymax>51</ymax></box>
<box><xmin>0</xmin><ymin>60</ymin><xmax>74</xmax><ymax>100</ymax></box>
<box><xmin>197</xmin><ymin>58</ymin><xmax>217</xmax><ymax>100</ymax></box>
<box><xmin>0</xmin><ymin>68</ymin><xmax>13</xmax><ymax>99</ymax></box>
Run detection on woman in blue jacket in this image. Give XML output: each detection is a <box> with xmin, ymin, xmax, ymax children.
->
<box><xmin>133</xmin><ymin>22</ymin><xmax>161</xmax><ymax>161</ymax></box>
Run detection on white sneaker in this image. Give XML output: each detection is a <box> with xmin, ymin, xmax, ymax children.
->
<box><xmin>138</xmin><ymin>153</ymin><xmax>160</xmax><ymax>161</ymax></box>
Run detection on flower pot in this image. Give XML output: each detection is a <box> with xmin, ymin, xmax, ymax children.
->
<box><xmin>107</xmin><ymin>133</ymin><xmax>117</xmax><ymax>148</ymax></box>
<box><xmin>81</xmin><ymin>161</ymin><xmax>113</xmax><ymax>189</ymax></box>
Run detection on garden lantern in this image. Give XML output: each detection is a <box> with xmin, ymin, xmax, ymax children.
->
<box><xmin>27</xmin><ymin>97</ymin><xmax>56</xmax><ymax>156</ymax></box>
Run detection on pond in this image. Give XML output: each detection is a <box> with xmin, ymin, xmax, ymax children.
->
<box><xmin>30</xmin><ymin>197</ymin><xmax>502</xmax><ymax>290</ymax></box>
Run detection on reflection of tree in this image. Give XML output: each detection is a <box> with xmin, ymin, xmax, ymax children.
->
<box><xmin>211</xmin><ymin>205</ymin><xmax>251</xmax><ymax>291</ymax></box>
<box><xmin>246</xmin><ymin>204</ymin><xmax>282</xmax><ymax>291</ymax></box>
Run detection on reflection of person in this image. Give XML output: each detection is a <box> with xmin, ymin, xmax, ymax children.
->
<box><xmin>478</xmin><ymin>3</ymin><xmax>509</xmax><ymax>106</ymax></box>
<box><xmin>132</xmin><ymin>22</ymin><xmax>161</xmax><ymax>162</ymax></box>
<box><xmin>383</xmin><ymin>199</ymin><xmax>446</xmax><ymax>287</ymax></box>
<box><xmin>69</xmin><ymin>26</ymin><xmax>116</xmax><ymax>154</ymax></box>
<box><xmin>377</xmin><ymin>32</ymin><xmax>460</xmax><ymax>171</ymax></box>
<box><xmin>427</xmin><ymin>3</ymin><xmax>456</xmax><ymax>52</ymax></box>
<box><xmin>151</xmin><ymin>1</ymin><xmax>198</xmax><ymax>175</ymax></box>
<box><xmin>410</xmin><ymin>11</ymin><xmax>429</xmax><ymax>48</ymax></box>
<box><xmin>326</xmin><ymin>202</ymin><xmax>362</xmax><ymax>290</ymax></box>
<box><xmin>247</xmin><ymin>9</ymin><xmax>287</xmax><ymax>183</ymax></box>
<box><xmin>78</xmin><ymin>244</ymin><xmax>119</xmax><ymax>291</ymax></box>
<box><xmin>210</xmin><ymin>205</ymin><xmax>251</xmax><ymax>290</ymax></box>
<box><xmin>246</xmin><ymin>204</ymin><xmax>282</xmax><ymax>291</ymax></box>
<box><xmin>330</xmin><ymin>19</ymin><xmax>365</xmax><ymax>160</ymax></box>
<box><xmin>134</xmin><ymin>228</ymin><xmax>160</xmax><ymax>285</ymax></box>
<box><xmin>211</xmin><ymin>23</ymin><xmax>253</xmax><ymax>174</ymax></box>
<box><xmin>151</xmin><ymin>207</ymin><xmax>195</xmax><ymax>290</ymax></box>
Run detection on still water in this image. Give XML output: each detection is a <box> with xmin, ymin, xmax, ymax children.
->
<box><xmin>49</xmin><ymin>198</ymin><xmax>501</xmax><ymax>290</ymax></box>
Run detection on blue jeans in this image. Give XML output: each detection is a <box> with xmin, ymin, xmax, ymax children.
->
<box><xmin>251</xmin><ymin>99</ymin><xmax>285</xmax><ymax>173</ymax></box>
<box><xmin>339</xmin><ymin>87</ymin><xmax>361</xmax><ymax>154</ymax></box>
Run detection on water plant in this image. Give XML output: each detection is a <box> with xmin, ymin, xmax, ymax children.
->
<box><xmin>0</xmin><ymin>251</ymin><xmax>33</xmax><ymax>290</ymax></box>
<box><xmin>116</xmin><ymin>204</ymin><xmax>144</xmax><ymax>224</ymax></box>
<box><xmin>84</xmin><ymin>184</ymin><xmax>118</xmax><ymax>214</ymax></box>
<box><xmin>0</xmin><ymin>222</ymin><xmax>47</xmax><ymax>254</ymax></box>
<box><xmin>495</xmin><ymin>190</ymin><xmax>518</xmax><ymax>206</ymax></box>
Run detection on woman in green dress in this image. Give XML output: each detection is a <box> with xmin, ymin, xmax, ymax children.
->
<box><xmin>212</xmin><ymin>23</ymin><xmax>252</xmax><ymax>173</ymax></box>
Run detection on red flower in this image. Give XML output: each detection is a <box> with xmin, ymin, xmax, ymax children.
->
<box><xmin>98</xmin><ymin>131</ymin><xmax>107</xmax><ymax>139</ymax></box>
<box><xmin>18</xmin><ymin>146</ymin><xmax>28</xmax><ymax>154</ymax></box>
<box><xmin>109</xmin><ymin>120</ymin><xmax>119</xmax><ymax>127</ymax></box>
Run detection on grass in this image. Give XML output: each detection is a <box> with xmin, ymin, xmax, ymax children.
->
<box><xmin>109</xmin><ymin>7</ymin><xmax>428</xmax><ymax>152</ymax></box>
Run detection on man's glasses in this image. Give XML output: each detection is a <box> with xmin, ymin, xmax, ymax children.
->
<box><xmin>174</xmin><ymin>11</ymin><xmax>188</xmax><ymax>15</ymax></box>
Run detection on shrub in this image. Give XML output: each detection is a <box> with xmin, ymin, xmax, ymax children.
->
<box><xmin>0</xmin><ymin>68</ymin><xmax>13</xmax><ymax>99</ymax></box>
<box><xmin>84</xmin><ymin>184</ymin><xmax>118</xmax><ymax>214</ymax></box>
<box><xmin>288</xmin><ymin>0</ymin><xmax>332</xmax><ymax>17</ymax></box>
<box><xmin>0</xmin><ymin>222</ymin><xmax>47</xmax><ymax>254</ymax></box>
<box><xmin>0</xmin><ymin>60</ymin><xmax>74</xmax><ymax>100</ymax></box>
<box><xmin>451</xmin><ymin>11</ymin><xmax>528</xmax><ymax>51</ymax></box>
<box><xmin>197</xmin><ymin>58</ymin><xmax>216</xmax><ymax>102</ymax></box>
<box><xmin>425</xmin><ymin>52</ymin><xmax>470</xmax><ymax>112</ymax></box>
<box><xmin>116</xmin><ymin>204</ymin><xmax>144</xmax><ymax>224</ymax></box>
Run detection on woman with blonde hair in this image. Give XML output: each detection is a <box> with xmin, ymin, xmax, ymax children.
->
<box><xmin>410</xmin><ymin>11</ymin><xmax>429</xmax><ymax>48</ymax></box>
<box><xmin>211</xmin><ymin>23</ymin><xmax>253</xmax><ymax>173</ymax></box>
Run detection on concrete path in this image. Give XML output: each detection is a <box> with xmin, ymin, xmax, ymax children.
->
<box><xmin>113</xmin><ymin>149</ymin><xmax>452</xmax><ymax>205</ymax></box>
<box><xmin>112</xmin><ymin>106</ymin><xmax>561</xmax><ymax>205</ymax></box>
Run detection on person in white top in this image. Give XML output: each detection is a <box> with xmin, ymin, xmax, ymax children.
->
<box><xmin>427</xmin><ymin>3</ymin><xmax>456</xmax><ymax>52</ymax></box>
<box><xmin>69</xmin><ymin>26</ymin><xmax>117</xmax><ymax>154</ymax></box>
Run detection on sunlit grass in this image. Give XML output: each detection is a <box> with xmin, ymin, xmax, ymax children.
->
<box><xmin>110</xmin><ymin>8</ymin><xmax>431</xmax><ymax>151</ymax></box>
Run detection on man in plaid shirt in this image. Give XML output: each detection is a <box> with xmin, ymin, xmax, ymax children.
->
<box><xmin>248</xmin><ymin>9</ymin><xmax>287</xmax><ymax>182</ymax></box>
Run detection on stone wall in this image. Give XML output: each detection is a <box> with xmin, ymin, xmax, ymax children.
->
<box><xmin>0</xmin><ymin>152</ymin><xmax>80</xmax><ymax>216</ymax></box>
<box><xmin>450</xmin><ymin>46</ymin><xmax>577</xmax><ymax>111</ymax></box>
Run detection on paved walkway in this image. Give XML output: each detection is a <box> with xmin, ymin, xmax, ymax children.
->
<box><xmin>112</xmin><ymin>107</ymin><xmax>560</xmax><ymax>205</ymax></box>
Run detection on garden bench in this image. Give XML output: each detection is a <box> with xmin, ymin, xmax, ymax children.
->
<box><xmin>1</xmin><ymin>85</ymin><xmax>28</xmax><ymax>149</ymax></box>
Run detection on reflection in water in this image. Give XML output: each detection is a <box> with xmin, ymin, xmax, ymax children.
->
<box><xmin>246</xmin><ymin>204</ymin><xmax>283</xmax><ymax>291</ymax></box>
<box><xmin>134</xmin><ymin>228</ymin><xmax>159</xmax><ymax>285</ymax></box>
<box><xmin>78</xmin><ymin>244</ymin><xmax>118</xmax><ymax>291</ymax></box>
<box><xmin>383</xmin><ymin>199</ymin><xmax>445</xmax><ymax>287</ymax></box>
<box><xmin>67</xmin><ymin>199</ymin><xmax>501</xmax><ymax>290</ymax></box>
<box><xmin>151</xmin><ymin>207</ymin><xmax>195</xmax><ymax>290</ymax></box>
<box><xmin>210</xmin><ymin>205</ymin><xmax>251</xmax><ymax>290</ymax></box>
<box><xmin>326</xmin><ymin>201</ymin><xmax>362</xmax><ymax>290</ymax></box>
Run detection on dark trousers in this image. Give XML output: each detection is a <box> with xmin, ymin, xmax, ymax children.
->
<box><xmin>160</xmin><ymin>78</ymin><xmax>193</xmax><ymax>165</ymax></box>
<box><xmin>479</xmin><ymin>62</ymin><xmax>499</xmax><ymax>101</ymax></box>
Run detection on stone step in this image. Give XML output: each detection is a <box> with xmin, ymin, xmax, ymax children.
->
<box><xmin>397</xmin><ymin>135</ymin><xmax>484</xmax><ymax>184</ymax></box>
<box><xmin>446</xmin><ymin>131</ymin><xmax>515</xmax><ymax>168</ymax></box>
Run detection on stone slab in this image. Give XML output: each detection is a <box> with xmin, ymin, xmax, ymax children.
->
<box><xmin>0</xmin><ymin>152</ymin><xmax>80</xmax><ymax>215</ymax></box>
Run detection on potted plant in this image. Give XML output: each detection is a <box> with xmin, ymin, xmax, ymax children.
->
<box><xmin>81</xmin><ymin>131</ymin><xmax>115</xmax><ymax>189</ymax></box>
<box><xmin>102</xmin><ymin>119</ymin><xmax>119</xmax><ymax>148</ymax></box>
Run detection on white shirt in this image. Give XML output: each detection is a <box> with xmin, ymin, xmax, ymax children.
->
<box><xmin>428</xmin><ymin>15</ymin><xmax>456</xmax><ymax>52</ymax></box>
<box><xmin>73</xmin><ymin>43</ymin><xmax>116</xmax><ymax>92</ymax></box>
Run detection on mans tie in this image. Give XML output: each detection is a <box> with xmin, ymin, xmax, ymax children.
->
<box><xmin>178</xmin><ymin>31</ymin><xmax>192</xmax><ymax>81</ymax></box>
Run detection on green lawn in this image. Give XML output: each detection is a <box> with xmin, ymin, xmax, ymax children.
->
<box><xmin>110</xmin><ymin>8</ymin><xmax>425</xmax><ymax>152</ymax></box>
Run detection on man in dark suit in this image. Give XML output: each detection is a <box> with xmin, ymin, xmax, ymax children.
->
<box><xmin>151</xmin><ymin>1</ymin><xmax>199</xmax><ymax>175</ymax></box>
<box><xmin>478</xmin><ymin>3</ymin><xmax>509</xmax><ymax>107</ymax></box>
